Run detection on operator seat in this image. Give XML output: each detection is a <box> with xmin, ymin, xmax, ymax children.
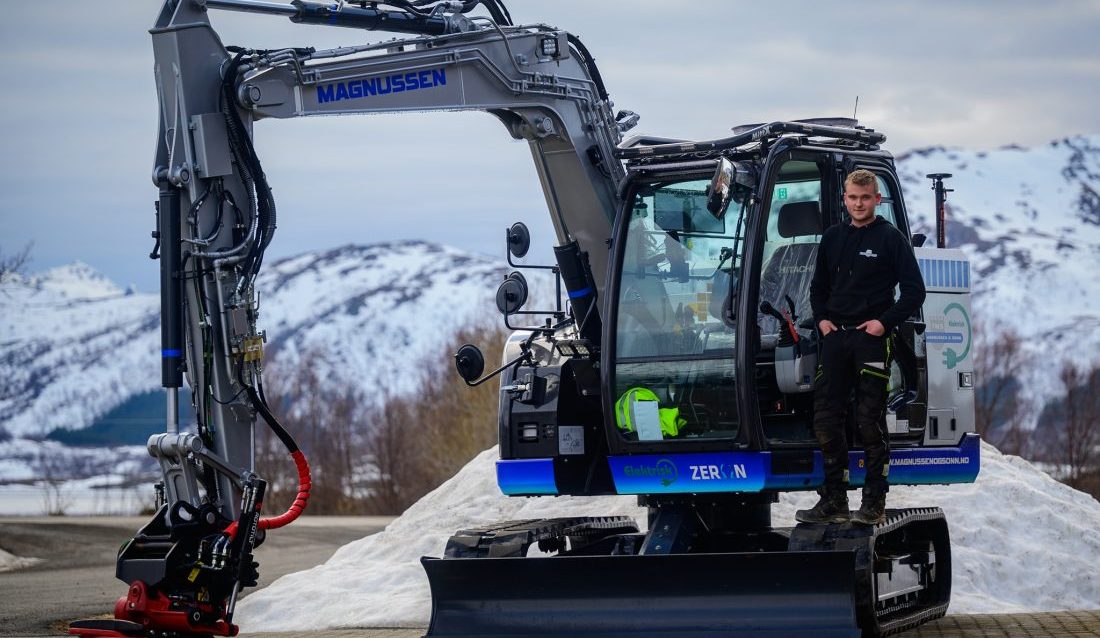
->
<box><xmin>758</xmin><ymin>201</ymin><xmax>823</xmax><ymax>341</ymax></box>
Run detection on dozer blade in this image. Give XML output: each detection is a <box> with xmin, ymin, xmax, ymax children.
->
<box><xmin>422</xmin><ymin>550</ymin><xmax>861</xmax><ymax>638</ymax></box>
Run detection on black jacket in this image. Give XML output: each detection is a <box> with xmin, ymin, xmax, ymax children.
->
<box><xmin>810</xmin><ymin>216</ymin><xmax>925</xmax><ymax>331</ymax></box>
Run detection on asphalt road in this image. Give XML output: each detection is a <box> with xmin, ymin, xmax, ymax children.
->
<box><xmin>0</xmin><ymin>516</ymin><xmax>392</xmax><ymax>638</ymax></box>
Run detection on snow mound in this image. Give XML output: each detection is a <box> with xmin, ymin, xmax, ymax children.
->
<box><xmin>779</xmin><ymin>441</ymin><xmax>1100</xmax><ymax>614</ymax></box>
<box><xmin>237</xmin><ymin>441</ymin><xmax>1100</xmax><ymax>631</ymax></box>
<box><xmin>236</xmin><ymin>447</ymin><xmax>638</xmax><ymax>630</ymax></box>
<box><xmin>0</xmin><ymin>548</ymin><xmax>42</xmax><ymax>573</ymax></box>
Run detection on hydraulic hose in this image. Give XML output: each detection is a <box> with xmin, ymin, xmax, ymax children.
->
<box><xmin>259</xmin><ymin>449</ymin><xmax>310</xmax><ymax>530</ymax></box>
<box><xmin>244</xmin><ymin>382</ymin><xmax>311</xmax><ymax>530</ymax></box>
<box><xmin>220</xmin><ymin>52</ymin><xmax>277</xmax><ymax>288</ymax></box>
<box><xmin>566</xmin><ymin>34</ymin><xmax>608</xmax><ymax>101</ymax></box>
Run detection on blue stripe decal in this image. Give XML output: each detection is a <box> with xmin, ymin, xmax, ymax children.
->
<box><xmin>496</xmin><ymin>436</ymin><xmax>981</xmax><ymax>498</ymax></box>
<box><xmin>496</xmin><ymin>459</ymin><xmax>558</xmax><ymax>495</ymax></box>
<box><xmin>567</xmin><ymin>286</ymin><xmax>594</xmax><ymax>299</ymax></box>
<box><xmin>605</xmin><ymin>433</ymin><xmax>981</xmax><ymax>494</ymax></box>
<box><xmin>162</xmin><ymin>349</ymin><xmax>182</xmax><ymax>357</ymax></box>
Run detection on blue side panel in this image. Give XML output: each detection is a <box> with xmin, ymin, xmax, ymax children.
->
<box><xmin>496</xmin><ymin>458</ymin><xmax>558</xmax><ymax>495</ymax></box>
<box><xmin>851</xmin><ymin>432</ymin><xmax>981</xmax><ymax>486</ymax></box>
<box><xmin>607</xmin><ymin>434</ymin><xmax>982</xmax><ymax>495</ymax></box>
<box><xmin>496</xmin><ymin>435</ymin><xmax>981</xmax><ymax>497</ymax></box>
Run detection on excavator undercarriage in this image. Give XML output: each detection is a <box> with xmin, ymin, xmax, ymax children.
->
<box><xmin>424</xmin><ymin>502</ymin><xmax>951</xmax><ymax>638</ymax></box>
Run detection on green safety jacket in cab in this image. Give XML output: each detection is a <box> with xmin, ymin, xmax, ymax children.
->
<box><xmin>614</xmin><ymin>387</ymin><xmax>686</xmax><ymax>437</ymax></box>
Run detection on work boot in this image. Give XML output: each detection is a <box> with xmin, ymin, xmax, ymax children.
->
<box><xmin>851</xmin><ymin>493</ymin><xmax>886</xmax><ymax>526</ymax></box>
<box><xmin>795</xmin><ymin>487</ymin><xmax>849</xmax><ymax>524</ymax></box>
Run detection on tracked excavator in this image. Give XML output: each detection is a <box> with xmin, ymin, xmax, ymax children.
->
<box><xmin>69</xmin><ymin>2</ymin><xmax>979</xmax><ymax>637</ymax></box>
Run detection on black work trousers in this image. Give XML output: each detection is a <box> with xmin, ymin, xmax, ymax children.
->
<box><xmin>813</xmin><ymin>328</ymin><xmax>891</xmax><ymax>496</ymax></box>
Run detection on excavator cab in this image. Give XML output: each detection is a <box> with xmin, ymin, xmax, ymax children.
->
<box><xmin>603</xmin><ymin>135</ymin><xmax>932</xmax><ymax>459</ymax></box>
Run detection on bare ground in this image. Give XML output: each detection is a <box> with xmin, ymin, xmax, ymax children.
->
<box><xmin>0</xmin><ymin>516</ymin><xmax>392</xmax><ymax>638</ymax></box>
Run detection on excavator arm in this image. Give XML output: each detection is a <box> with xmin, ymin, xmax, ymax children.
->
<box><xmin>151</xmin><ymin>0</ymin><xmax>630</xmax><ymax>514</ymax></box>
<box><xmin>73</xmin><ymin>2</ymin><xmax>633</xmax><ymax>636</ymax></box>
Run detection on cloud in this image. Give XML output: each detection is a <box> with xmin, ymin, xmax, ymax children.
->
<box><xmin>1</xmin><ymin>0</ymin><xmax>1097</xmax><ymax>288</ymax></box>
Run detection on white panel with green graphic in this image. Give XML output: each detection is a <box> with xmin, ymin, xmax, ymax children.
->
<box><xmin>916</xmin><ymin>247</ymin><xmax>976</xmax><ymax>445</ymax></box>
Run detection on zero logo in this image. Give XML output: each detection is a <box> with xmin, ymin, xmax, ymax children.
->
<box><xmin>690</xmin><ymin>463</ymin><xmax>748</xmax><ymax>480</ymax></box>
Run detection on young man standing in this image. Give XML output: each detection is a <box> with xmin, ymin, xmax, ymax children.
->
<box><xmin>796</xmin><ymin>169</ymin><xmax>926</xmax><ymax>525</ymax></box>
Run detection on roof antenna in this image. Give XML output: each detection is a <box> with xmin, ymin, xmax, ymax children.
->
<box><xmin>852</xmin><ymin>95</ymin><xmax>860</xmax><ymax>121</ymax></box>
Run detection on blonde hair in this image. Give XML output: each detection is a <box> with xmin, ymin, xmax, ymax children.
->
<box><xmin>844</xmin><ymin>169</ymin><xmax>879</xmax><ymax>193</ymax></box>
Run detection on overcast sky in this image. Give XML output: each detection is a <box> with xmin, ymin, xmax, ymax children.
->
<box><xmin>1</xmin><ymin>1</ymin><xmax>1097</xmax><ymax>290</ymax></box>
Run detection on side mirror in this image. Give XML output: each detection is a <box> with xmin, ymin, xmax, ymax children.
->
<box><xmin>706</xmin><ymin>157</ymin><xmax>734</xmax><ymax>218</ymax></box>
<box><xmin>911</xmin><ymin>233</ymin><xmax>927</xmax><ymax>248</ymax></box>
<box><xmin>495</xmin><ymin>271</ymin><xmax>529</xmax><ymax>315</ymax></box>
<box><xmin>507</xmin><ymin>222</ymin><xmax>531</xmax><ymax>259</ymax></box>
<box><xmin>454</xmin><ymin>344</ymin><xmax>485</xmax><ymax>383</ymax></box>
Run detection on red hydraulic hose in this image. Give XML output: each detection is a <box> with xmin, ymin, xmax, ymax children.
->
<box><xmin>240</xmin><ymin>381</ymin><xmax>311</xmax><ymax>531</ymax></box>
<box><xmin>259</xmin><ymin>450</ymin><xmax>311</xmax><ymax>530</ymax></box>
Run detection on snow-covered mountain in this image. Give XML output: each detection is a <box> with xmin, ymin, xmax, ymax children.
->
<box><xmin>898</xmin><ymin>134</ymin><xmax>1100</xmax><ymax>405</ymax></box>
<box><xmin>0</xmin><ymin>241</ymin><xmax>505</xmax><ymax>439</ymax></box>
<box><xmin>1</xmin><ymin>262</ymin><xmax>159</xmax><ymax>439</ymax></box>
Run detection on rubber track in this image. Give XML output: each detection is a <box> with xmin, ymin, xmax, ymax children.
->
<box><xmin>801</xmin><ymin>507</ymin><xmax>949</xmax><ymax>637</ymax></box>
<box><xmin>872</xmin><ymin>509</ymin><xmax>950</xmax><ymax>636</ymax></box>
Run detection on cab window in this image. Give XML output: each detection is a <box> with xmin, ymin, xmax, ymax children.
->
<box><xmin>613</xmin><ymin>178</ymin><xmax>742</xmax><ymax>442</ymax></box>
<box><xmin>758</xmin><ymin>160</ymin><xmax>824</xmax><ymax>337</ymax></box>
<box><xmin>874</xmin><ymin>174</ymin><xmax>898</xmax><ymax>227</ymax></box>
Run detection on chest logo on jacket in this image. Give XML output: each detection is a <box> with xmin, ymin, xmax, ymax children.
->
<box><xmin>858</xmin><ymin>249</ymin><xmax>878</xmax><ymax>258</ymax></box>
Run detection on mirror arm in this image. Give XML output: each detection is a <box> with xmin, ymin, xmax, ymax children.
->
<box><xmin>505</xmin><ymin>256</ymin><xmax>564</xmax><ymax>316</ymax></box>
<box><xmin>463</xmin><ymin>348</ymin><xmax>533</xmax><ymax>387</ymax></box>
<box><xmin>507</xmin><ymin>252</ymin><xmax>558</xmax><ymax>271</ymax></box>
<box><xmin>503</xmin><ymin>311</ymin><xmax>570</xmax><ymax>334</ymax></box>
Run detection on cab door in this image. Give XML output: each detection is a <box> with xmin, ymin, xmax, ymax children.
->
<box><xmin>603</xmin><ymin>171</ymin><xmax>747</xmax><ymax>455</ymax></box>
<box><xmin>737</xmin><ymin>147</ymin><xmax>837</xmax><ymax>448</ymax></box>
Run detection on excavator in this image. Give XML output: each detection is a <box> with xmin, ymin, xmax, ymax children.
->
<box><xmin>69</xmin><ymin>1</ymin><xmax>979</xmax><ymax>637</ymax></box>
